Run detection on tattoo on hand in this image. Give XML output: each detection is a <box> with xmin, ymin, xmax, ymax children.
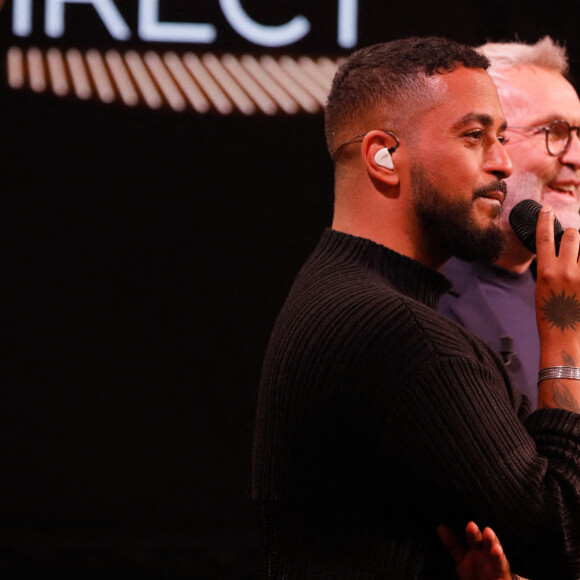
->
<box><xmin>539</xmin><ymin>379</ymin><xmax>580</xmax><ymax>413</ymax></box>
<box><xmin>562</xmin><ymin>351</ymin><xmax>576</xmax><ymax>366</ymax></box>
<box><xmin>540</xmin><ymin>290</ymin><xmax>580</xmax><ymax>332</ymax></box>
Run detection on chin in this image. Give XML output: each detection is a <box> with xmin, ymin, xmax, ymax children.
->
<box><xmin>559</xmin><ymin>212</ymin><xmax>580</xmax><ymax>231</ymax></box>
<box><xmin>475</xmin><ymin>208</ymin><xmax>502</xmax><ymax>226</ymax></box>
<box><xmin>548</xmin><ymin>201</ymin><xmax>580</xmax><ymax>230</ymax></box>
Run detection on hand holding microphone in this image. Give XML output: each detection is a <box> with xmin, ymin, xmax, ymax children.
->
<box><xmin>510</xmin><ymin>199</ymin><xmax>580</xmax><ymax>413</ymax></box>
<box><xmin>509</xmin><ymin>199</ymin><xmax>565</xmax><ymax>255</ymax></box>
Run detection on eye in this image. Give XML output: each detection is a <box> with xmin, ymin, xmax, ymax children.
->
<box><xmin>498</xmin><ymin>135</ymin><xmax>510</xmax><ymax>145</ymax></box>
<box><xmin>464</xmin><ymin>129</ymin><xmax>485</xmax><ymax>140</ymax></box>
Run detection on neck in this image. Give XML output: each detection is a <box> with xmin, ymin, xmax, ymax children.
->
<box><xmin>331</xmin><ymin>215</ymin><xmax>448</xmax><ymax>271</ymax></box>
<box><xmin>332</xmin><ymin>173</ymin><xmax>449</xmax><ymax>271</ymax></box>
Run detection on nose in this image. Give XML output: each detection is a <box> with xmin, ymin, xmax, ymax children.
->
<box><xmin>559</xmin><ymin>129</ymin><xmax>580</xmax><ymax>169</ymax></box>
<box><xmin>484</xmin><ymin>140</ymin><xmax>513</xmax><ymax>180</ymax></box>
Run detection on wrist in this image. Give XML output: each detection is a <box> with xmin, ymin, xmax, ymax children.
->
<box><xmin>538</xmin><ymin>366</ymin><xmax>580</xmax><ymax>384</ymax></box>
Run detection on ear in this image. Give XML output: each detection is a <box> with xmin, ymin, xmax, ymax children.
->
<box><xmin>362</xmin><ymin>130</ymin><xmax>400</xmax><ymax>186</ymax></box>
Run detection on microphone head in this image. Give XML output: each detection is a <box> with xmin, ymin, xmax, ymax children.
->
<box><xmin>509</xmin><ymin>199</ymin><xmax>564</xmax><ymax>254</ymax></box>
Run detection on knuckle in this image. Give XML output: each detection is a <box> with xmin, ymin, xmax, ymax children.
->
<box><xmin>536</xmin><ymin>262</ymin><xmax>559</xmax><ymax>285</ymax></box>
<box><xmin>536</xmin><ymin>231</ymin><xmax>552</xmax><ymax>245</ymax></box>
<box><xmin>562</xmin><ymin>228</ymin><xmax>580</xmax><ymax>243</ymax></box>
<box><xmin>560</xmin><ymin>267</ymin><xmax>575</xmax><ymax>284</ymax></box>
<box><xmin>537</xmin><ymin>268</ymin><xmax>555</xmax><ymax>285</ymax></box>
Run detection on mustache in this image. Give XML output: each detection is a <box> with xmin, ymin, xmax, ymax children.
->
<box><xmin>473</xmin><ymin>180</ymin><xmax>508</xmax><ymax>200</ymax></box>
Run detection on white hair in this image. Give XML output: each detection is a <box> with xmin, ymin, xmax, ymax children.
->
<box><xmin>477</xmin><ymin>36</ymin><xmax>568</xmax><ymax>77</ymax></box>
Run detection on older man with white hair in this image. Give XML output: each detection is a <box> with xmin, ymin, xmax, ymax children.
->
<box><xmin>439</xmin><ymin>37</ymin><xmax>580</xmax><ymax>407</ymax></box>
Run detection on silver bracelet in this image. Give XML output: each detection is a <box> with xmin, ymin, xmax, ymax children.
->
<box><xmin>538</xmin><ymin>366</ymin><xmax>580</xmax><ymax>384</ymax></box>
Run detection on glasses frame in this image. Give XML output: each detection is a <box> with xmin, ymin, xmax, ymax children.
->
<box><xmin>332</xmin><ymin>130</ymin><xmax>400</xmax><ymax>162</ymax></box>
<box><xmin>507</xmin><ymin>119</ymin><xmax>580</xmax><ymax>157</ymax></box>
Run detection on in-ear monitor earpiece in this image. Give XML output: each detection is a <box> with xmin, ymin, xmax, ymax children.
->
<box><xmin>374</xmin><ymin>147</ymin><xmax>394</xmax><ymax>170</ymax></box>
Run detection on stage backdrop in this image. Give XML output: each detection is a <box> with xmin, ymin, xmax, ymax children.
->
<box><xmin>2</xmin><ymin>1</ymin><xmax>580</xmax><ymax>578</ymax></box>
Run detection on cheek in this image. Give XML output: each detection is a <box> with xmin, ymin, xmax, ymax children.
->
<box><xmin>505</xmin><ymin>143</ymin><xmax>551</xmax><ymax>177</ymax></box>
<box><xmin>423</xmin><ymin>152</ymin><xmax>480</xmax><ymax>184</ymax></box>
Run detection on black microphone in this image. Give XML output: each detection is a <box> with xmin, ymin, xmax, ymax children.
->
<box><xmin>509</xmin><ymin>199</ymin><xmax>564</xmax><ymax>255</ymax></box>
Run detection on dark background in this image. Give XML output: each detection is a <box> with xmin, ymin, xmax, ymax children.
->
<box><xmin>3</xmin><ymin>1</ymin><xmax>580</xmax><ymax>577</ymax></box>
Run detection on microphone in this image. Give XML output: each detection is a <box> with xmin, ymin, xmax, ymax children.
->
<box><xmin>509</xmin><ymin>199</ymin><xmax>564</xmax><ymax>255</ymax></box>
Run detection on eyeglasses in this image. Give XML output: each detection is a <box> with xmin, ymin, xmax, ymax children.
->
<box><xmin>507</xmin><ymin>119</ymin><xmax>580</xmax><ymax>157</ymax></box>
<box><xmin>332</xmin><ymin>130</ymin><xmax>400</xmax><ymax>162</ymax></box>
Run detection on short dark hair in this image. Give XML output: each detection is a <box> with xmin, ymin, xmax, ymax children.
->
<box><xmin>325</xmin><ymin>37</ymin><xmax>490</xmax><ymax>157</ymax></box>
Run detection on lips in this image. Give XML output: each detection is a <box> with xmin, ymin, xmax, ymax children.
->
<box><xmin>547</xmin><ymin>182</ymin><xmax>579</xmax><ymax>196</ymax></box>
<box><xmin>480</xmin><ymin>190</ymin><xmax>505</xmax><ymax>203</ymax></box>
<box><xmin>474</xmin><ymin>180</ymin><xmax>508</xmax><ymax>204</ymax></box>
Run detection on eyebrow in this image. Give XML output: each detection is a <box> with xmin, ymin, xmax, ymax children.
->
<box><xmin>525</xmin><ymin>115</ymin><xmax>578</xmax><ymax>127</ymax></box>
<box><xmin>453</xmin><ymin>113</ymin><xmax>508</xmax><ymax>132</ymax></box>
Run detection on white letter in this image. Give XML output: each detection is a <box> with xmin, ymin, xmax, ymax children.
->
<box><xmin>219</xmin><ymin>0</ymin><xmax>310</xmax><ymax>47</ymax></box>
<box><xmin>338</xmin><ymin>0</ymin><xmax>358</xmax><ymax>48</ymax></box>
<box><xmin>13</xmin><ymin>0</ymin><xmax>33</xmax><ymax>36</ymax></box>
<box><xmin>138</xmin><ymin>0</ymin><xmax>216</xmax><ymax>43</ymax></box>
<box><xmin>45</xmin><ymin>0</ymin><xmax>131</xmax><ymax>40</ymax></box>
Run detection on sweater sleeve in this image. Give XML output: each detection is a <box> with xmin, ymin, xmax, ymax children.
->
<box><xmin>382</xmin><ymin>354</ymin><xmax>580</xmax><ymax>579</ymax></box>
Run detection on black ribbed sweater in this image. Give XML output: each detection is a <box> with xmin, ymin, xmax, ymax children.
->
<box><xmin>253</xmin><ymin>229</ymin><xmax>580</xmax><ymax>579</ymax></box>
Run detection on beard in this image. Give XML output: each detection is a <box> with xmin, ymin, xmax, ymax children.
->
<box><xmin>411</xmin><ymin>164</ymin><xmax>506</xmax><ymax>263</ymax></box>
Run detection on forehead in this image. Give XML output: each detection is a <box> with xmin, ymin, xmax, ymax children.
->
<box><xmin>497</xmin><ymin>66</ymin><xmax>580</xmax><ymax>125</ymax></box>
<box><xmin>420</xmin><ymin>67</ymin><xmax>506</xmax><ymax>130</ymax></box>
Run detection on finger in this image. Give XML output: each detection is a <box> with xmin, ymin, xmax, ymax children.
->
<box><xmin>535</xmin><ymin>205</ymin><xmax>555</xmax><ymax>261</ymax></box>
<box><xmin>465</xmin><ymin>521</ymin><xmax>483</xmax><ymax>549</ymax></box>
<box><xmin>482</xmin><ymin>527</ymin><xmax>511</xmax><ymax>573</ymax></box>
<box><xmin>437</xmin><ymin>524</ymin><xmax>466</xmax><ymax>564</ymax></box>
<box><xmin>557</xmin><ymin>227</ymin><xmax>580</xmax><ymax>262</ymax></box>
<box><xmin>481</xmin><ymin>526</ymin><xmax>501</xmax><ymax>556</ymax></box>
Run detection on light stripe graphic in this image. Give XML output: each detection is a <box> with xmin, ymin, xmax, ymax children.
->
<box><xmin>105</xmin><ymin>50</ymin><xmax>139</xmax><ymax>107</ymax></box>
<box><xmin>202</xmin><ymin>53</ymin><xmax>255</xmax><ymax>116</ymax></box>
<box><xmin>6</xmin><ymin>46</ymin><xmax>340</xmax><ymax>115</ymax></box>
<box><xmin>240</xmin><ymin>54</ymin><xmax>298</xmax><ymax>115</ymax></box>
<box><xmin>46</xmin><ymin>48</ymin><xmax>69</xmax><ymax>96</ymax></box>
<box><xmin>27</xmin><ymin>46</ymin><xmax>46</xmax><ymax>93</ymax></box>
<box><xmin>222</xmin><ymin>53</ymin><xmax>277</xmax><ymax>115</ymax></box>
<box><xmin>7</xmin><ymin>46</ymin><xmax>26</xmax><ymax>89</ymax></box>
<box><xmin>66</xmin><ymin>49</ymin><xmax>92</xmax><ymax>100</ymax></box>
<box><xmin>87</xmin><ymin>49</ymin><xmax>115</xmax><ymax>103</ymax></box>
<box><xmin>125</xmin><ymin>50</ymin><xmax>163</xmax><ymax>110</ymax></box>
<box><xmin>163</xmin><ymin>52</ymin><xmax>210</xmax><ymax>114</ymax></box>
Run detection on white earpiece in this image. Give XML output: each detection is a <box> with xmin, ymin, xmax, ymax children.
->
<box><xmin>374</xmin><ymin>147</ymin><xmax>394</xmax><ymax>170</ymax></box>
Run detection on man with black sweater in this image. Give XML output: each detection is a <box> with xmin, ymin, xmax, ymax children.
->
<box><xmin>253</xmin><ymin>37</ymin><xmax>580</xmax><ymax>579</ymax></box>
